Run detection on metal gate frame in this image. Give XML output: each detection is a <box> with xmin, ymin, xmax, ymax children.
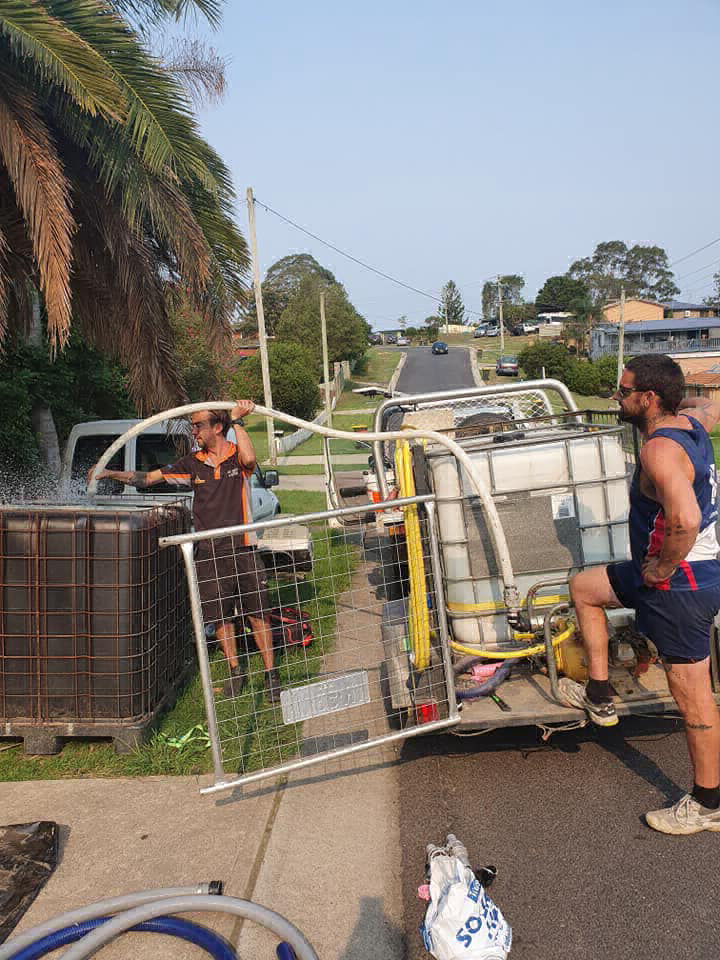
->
<box><xmin>160</xmin><ymin>495</ymin><xmax>459</xmax><ymax>795</ymax></box>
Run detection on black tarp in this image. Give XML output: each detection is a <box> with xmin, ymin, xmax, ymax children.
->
<box><xmin>0</xmin><ymin>822</ymin><xmax>59</xmax><ymax>943</ymax></box>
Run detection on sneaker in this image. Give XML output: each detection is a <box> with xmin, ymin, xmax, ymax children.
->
<box><xmin>645</xmin><ymin>793</ymin><xmax>720</xmax><ymax>835</ymax></box>
<box><xmin>221</xmin><ymin>664</ymin><xmax>246</xmax><ymax>699</ymax></box>
<box><xmin>558</xmin><ymin>677</ymin><xmax>618</xmax><ymax>727</ymax></box>
<box><xmin>264</xmin><ymin>668</ymin><xmax>282</xmax><ymax>704</ymax></box>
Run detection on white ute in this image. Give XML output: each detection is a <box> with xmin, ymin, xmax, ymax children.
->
<box><xmin>60</xmin><ymin>419</ymin><xmax>313</xmax><ymax>572</ymax></box>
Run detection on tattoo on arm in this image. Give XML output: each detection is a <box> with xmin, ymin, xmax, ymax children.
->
<box><xmin>686</xmin><ymin>722</ymin><xmax>713</xmax><ymax>730</ymax></box>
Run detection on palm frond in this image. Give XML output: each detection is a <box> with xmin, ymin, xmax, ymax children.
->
<box><xmin>0</xmin><ymin>73</ymin><xmax>75</xmax><ymax>350</ymax></box>
<box><xmin>72</xmin><ymin>182</ymin><xmax>187</xmax><ymax>410</ymax></box>
<box><xmin>0</xmin><ymin>219</ymin><xmax>9</xmax><ymax>339</ymax></box>
<box><xmin>110</xmin><ymin>0</ymin><xmax>221</xmax><ymax>29</ymax></box>
<box><xmin>0</xmin><ymin>1</ymin><xmax>126</xmax><ymax>119</ymax></box>
<box><xmin>162</xmin><ymin>38</ymin><xmax>226</xmax><ymax>106</ymax></box>
<box><xmin>47</xmin><ymin>105</ymin><xmax>213</xmax><ymax>299</ymax></box>
<box><xmin>50</xmin><ymin>2</ymin><xmax>218</xmax><ymax>190</ymax></box>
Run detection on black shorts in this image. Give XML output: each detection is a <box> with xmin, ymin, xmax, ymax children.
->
<box><xmin>195</xmin><ymin>537</ymin><xmax>269</xmax><ymax>625</ymax></box>
<box><xmin>607</xmin><ymin>560</ymin><xmax>720</xmax><ymax>661</ymax></box>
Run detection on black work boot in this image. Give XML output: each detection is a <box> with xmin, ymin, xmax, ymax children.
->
<box><xmin>222</xmin><ymin>664</ymin><xmax>247</xmax><ymax>698</ymax></box>
<box><xmin>264</xmin><ymin>668</ymin><xmax>282</xmax><ymax>703</ymax></box>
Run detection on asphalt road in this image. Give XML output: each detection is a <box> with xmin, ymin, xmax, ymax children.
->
<box><xmin>395</xmin><ymin>345</ymin><xmax>474</xmax><ymax>394</ymax></box>
<box><xmin>395</xmin><ymin>348</ymin><xmax>715</xmax><ymax>960</ymax></box>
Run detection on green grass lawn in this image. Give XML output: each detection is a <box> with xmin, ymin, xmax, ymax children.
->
<box><xmin>0</xmin><ymin>489</ymin><xmax>350</xmax><ymax>782</ymax></box>
<box><xmin>282</xmin><ymin>413</ymin><xmax>373</xmax><ymax>458</ymax></box>
<box><xmin>350</xmin><ymin>348</ymin><xmax>402</xmax><ymax>388</ymax></box>
<box><xmin>333</xmin><ymin>389</ymin><xmax>380</xmax><ymax>412</ymax></box>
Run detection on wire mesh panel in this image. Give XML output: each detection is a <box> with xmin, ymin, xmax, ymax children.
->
<box><xmin>162</xmin><ymin>497</ymin><xmax>458</xmax><ymax>793</ymax></box>
<box><xmin>0</xmin><ymin>502</ymin><xmax>192</xmax><ymax>743</ymax></box>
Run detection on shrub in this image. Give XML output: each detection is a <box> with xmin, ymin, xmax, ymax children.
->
<box><xmin>517</xmin><ymin>342</ymin><xmax>571</xmax><ymax>380</ymax></box>
<box><xmin>593</xmin><ymin>354</ymin><xmax>619</xmax><ymax>395</ymax></box>
<box><xmin>230</xmin><ymin>342</ymin><xmax>321</xmax><ymax>421</ymax></box>
<box><xmin>565</xmin><ymin>360</ymin><xmax>602</xmax><ymax>396</ymax></box>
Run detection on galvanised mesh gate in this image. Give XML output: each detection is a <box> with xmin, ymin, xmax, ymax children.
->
<box><xmin>160</xmin><ymin>496</ymin><xmax>458</xmax><ymax>794</ymax></box>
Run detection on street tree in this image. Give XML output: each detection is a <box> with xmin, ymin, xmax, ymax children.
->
<box><xmin>568</xmin><ymin>241</ymin><xmax>679</xmax><ymax>303</ymax></box>
<box><xmin>243</xmin><ymin>253</ymin><xmax>337</xmax><ymax>336</ymax></box>
<box><xmin>439</xmin><ymin>280</ymin><xmax>465</xmax><ymax>326</ymax></box>
<box><xmin>535</xmin><ymin>275</ymin><xmax>589</xmax><ymax>312</ymax></box>
<box><xmin>481</xmin><ymin>275</ymin><xmax>525</xmax><ymax>319</ymax></box>
<box><xmin>704</xmin><ymin>272</ymin><xmax>720</xmax><ymax>309</ymax></box>
<box><xmin>276</xmin><ymin>276</ymin><xmax>369</xmax><ymax>369</ymax></box>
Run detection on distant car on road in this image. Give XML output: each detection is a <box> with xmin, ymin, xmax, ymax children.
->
<box><xmin>396</xmin><ymin>336</ymin><xmax>410</xmax><ymax>346</ymax></box>
<box><xmin>522</xmin><ymin>322</ymin><xmax>540</xmax><ymax>334</ymax></box>
<box><xmin>484</xmin><ymin>324</ymin><xmax>500</xmax><ymax>337</ymax></box>
<box><xmin>431</xmin><ymin>341</ymin><xmax>449</xmax><ymax>355</ymax></box>
<box><xmin>369</xmin><ymin>332</ymin><xmax>382</xmax><ymax>345</ymax></box>
<box><xmin>385</xmin><ymin>333</ymin><xmax>397</xmax><ymax>344</ymax></box>
<box><xmin>496</xmin><ymin>355</ymin><xmax>519</xmax><ymax>377</ymax></box>
<box><xmin>473</xmin><ymin>325</ymin><xmax>488</xmax><ymax>338</ymax></box>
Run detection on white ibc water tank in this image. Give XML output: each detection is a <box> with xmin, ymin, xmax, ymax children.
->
<box><xmin>427</xmin><ymin>426</ymin><xmax>631</xmax><ymax>647</ymax></box>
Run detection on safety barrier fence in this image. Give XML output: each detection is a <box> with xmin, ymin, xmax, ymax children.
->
<box><xmin>160</xmin><ymin>495</ymin><xmax>459</xmax><ymax>794</ymax></box>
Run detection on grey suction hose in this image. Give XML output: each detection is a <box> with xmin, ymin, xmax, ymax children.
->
<box><xmin>86</xmin><ymin>401</ymin><xmax>521</xmax><ymax>620</ymax></box>
<box><xmin>55</xmin><ymin>895</ymin><xmax>318</xmax><ymax>960</ymax></box>
<box><xmin>0</xmin><ymin>885</ymin><xmax>219</xmax><ymax>960</ymax></box>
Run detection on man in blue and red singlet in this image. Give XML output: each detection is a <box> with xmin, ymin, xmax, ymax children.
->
<box><xmin>561</xmin><ymin>354</ymin><xmax>720</xmax><ymax>835</ymax></box>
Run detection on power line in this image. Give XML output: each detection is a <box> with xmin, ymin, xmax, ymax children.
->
<box><xmin>253</xmin><ymin>197</ymin><xmax>483</xmax><ymax>317</ymax></box>
<box><xmin>671</xmin><ymin>237</ymin><xmax>720</xmax><ymax>267</ymax></box>
<box><xmin>676</xmin><ymin>257</ymin><xmax>720</xmax><ymax>282</ymax></box>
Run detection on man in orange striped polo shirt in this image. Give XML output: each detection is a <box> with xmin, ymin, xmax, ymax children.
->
<box><xmin>94</xmin><ymin>401</ymin><xmax>280</xmax><ymax>703</ymax></box>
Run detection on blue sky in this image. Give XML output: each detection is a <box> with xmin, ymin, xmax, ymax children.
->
<box><xmin>190</xmin><ymin>0</ymin><xmax>720</xmax><ymax>328</ymax></box>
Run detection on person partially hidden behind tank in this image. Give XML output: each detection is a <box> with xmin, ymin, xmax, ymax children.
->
<box><xmin>91</xmin><ymin>401</ymin><xmax>280</xmax><ymax>703</ymax></box>
<box><xmin>563</xmin><ymin>355</ymin><xmax>720</xmax><ymax>835</ymax></box>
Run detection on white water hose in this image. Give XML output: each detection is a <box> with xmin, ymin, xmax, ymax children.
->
<box><xmin>86</xmin><ymin>401</ymin><xmax>521</xmax><ymax>617</ymax></box>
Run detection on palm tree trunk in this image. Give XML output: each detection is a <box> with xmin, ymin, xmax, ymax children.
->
<box><xmin>28</xmin><ymin>290</ymin><xmax>62</xmax><ymax>478</ymax></box>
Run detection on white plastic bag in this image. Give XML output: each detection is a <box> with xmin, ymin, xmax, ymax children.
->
<box><xmin>420</xmin><ymin>844</ymin><xmax>512</xmax><ymax>960</ymax></box>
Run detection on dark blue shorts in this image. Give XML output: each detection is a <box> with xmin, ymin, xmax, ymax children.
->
<box><xmin>606</xmin><ymin>561</ymin><xmax>720</xmax><ymax>661</ymax></box>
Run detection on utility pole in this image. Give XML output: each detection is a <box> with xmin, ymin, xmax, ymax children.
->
<box><xmin>320</xmin><ymin>290</ymin><xmax>332</xmax><ymax>428</ymax></box>
<box><xmin>616</xmin><ymin>285</ymin><xmax>625</xmax><ymax>388</ymax></box>
<box><xmin>498</xmin><ymin>276</ymin><xmax>505</xmax><ymax>352</ymax></box>
<box><xmin>246</xmin><ymin>187</ymin><xmax>276</xmax><ymax>465</ymax></box>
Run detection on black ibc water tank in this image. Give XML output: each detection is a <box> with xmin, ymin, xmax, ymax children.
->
<box><xmin>0</xmin><ymin>501</ymin><xmax>192</xmax><ymax>753</ymax></box>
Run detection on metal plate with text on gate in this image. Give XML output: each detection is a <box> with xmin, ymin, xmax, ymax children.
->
<box><xmin>280</xmin><ymin>671</ymin><xmax>371</xmax><ymax>725</ymax></box>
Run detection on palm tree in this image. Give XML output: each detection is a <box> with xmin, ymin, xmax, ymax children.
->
<box><xmin>0</xmin><ymin>0</ymin><xmax>247</xmax><ymax>427</ymax></box>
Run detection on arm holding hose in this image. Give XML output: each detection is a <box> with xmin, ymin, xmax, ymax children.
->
<box><xmin>86</xmin><ymin>401</ymin><xmax>521</xmax><ymax>621</ymax></box>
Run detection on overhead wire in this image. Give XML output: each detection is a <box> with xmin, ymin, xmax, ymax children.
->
<box><xmin>252</xmin><ymin>197</ymin><xmax>484</xmax><ymax>317</ymax></box>
<box><xmin>251</xmin><ymin>197</ymin><xmax>720</xmax><ymax>318</ymax></box>
<box><xmin>671</xmin><ymin>236</ymin><xmax>720</xmax><ymax>267</ymax></box>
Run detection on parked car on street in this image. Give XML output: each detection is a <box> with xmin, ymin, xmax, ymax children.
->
<box><xmin>369</xmin><ymin>332</ymin><xmax>382</xmax><ymax>345</ymax></box>
<box><xmin>484</xmin><ymin>324</ymin><xmax>500</xmax><ymax>337</ymax></box>
<box><xmin>496</xmin><ymin>355</ymin><xmax>519</xmax><ymax>376</ymax></box>
<box><xmin>473</xmin><ymin>325</ymin><xmax>488</xmax><ymax>338</ymax></box>
<box><xmin>522</xmin><ymin>321</ymin><xmax>540</xmax><ymax>334</ymax></box>
<box><xmin>385</xmin><ymin>333</ymin><xmax>397</xmax><ymax>344</ymax></box>
<box><xmin>431</xmin><ymin>341</ymin><xmax>449</xmax><ymax>355</ymax></box>
<box><xmin>396</xmin><ymin>336</ymin><xmax>410</xmax><ymax>346</ymax></box>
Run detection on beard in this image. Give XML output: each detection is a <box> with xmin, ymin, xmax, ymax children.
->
<box><xmin>618</xmin><ymin>407</ymin><xmax>646</xmax><ymax>428</ymax></box>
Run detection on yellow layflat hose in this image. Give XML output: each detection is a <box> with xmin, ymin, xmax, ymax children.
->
<box><xmin>450</xmin><ymin>622</ymin><xmax>575</xmax><ymax>659</ymax></box>
<box><xmin>396</xmin><ymin>442</ymin><xmax>574</xmax><ymax>665</ymax></box>
<box><xmin>395</xmin><ymin>441</ymin><xmax>431</xmax><ymax>671</ymax></box>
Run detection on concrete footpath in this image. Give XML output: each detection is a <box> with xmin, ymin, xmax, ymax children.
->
<box><xmin>3</xmin><ymin>751</ymin><xmax>405</xmax><ymax>959</ymax></box>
